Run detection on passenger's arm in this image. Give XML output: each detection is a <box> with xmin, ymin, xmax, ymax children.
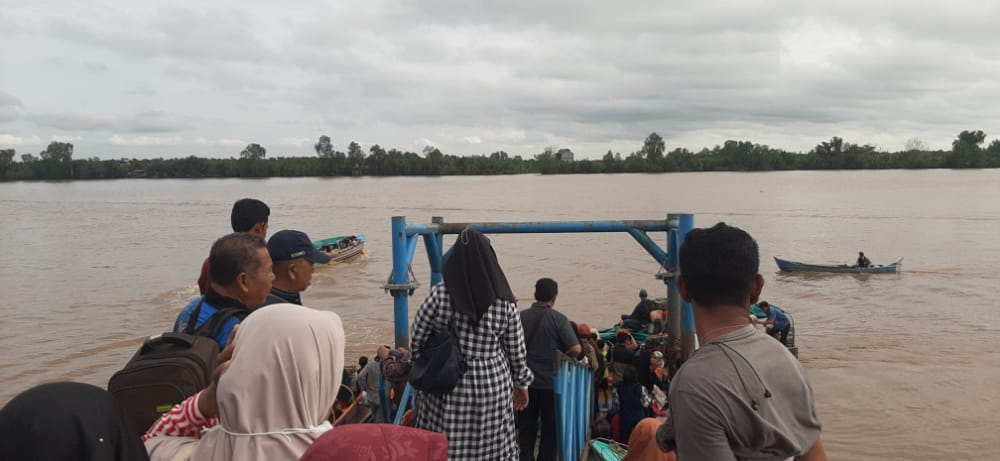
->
<box><xmin>410</xmin><ymin>283</ymin><xmax>444</xmax><ymax>361</ymax></box>
<box><xmin>142</xmin><ymin>391</ymin><xmax>219</xmax><ymax>441</ymax></box>
<box><xmin>795</xmin><ymin>437</ymin><xmax>827</xmax><ymax>461</ymax></box>
<box><xmin>558</xmin><ymin>317</ymin><xmax>582</xmax><ymax>358</ymax></box>
<box><xmin>505</xmin><ymin>302</ymin><xmax>533</xmax><ymax>389</ymax></box>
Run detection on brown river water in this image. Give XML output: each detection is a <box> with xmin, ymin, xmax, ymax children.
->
<box><xmin>1</xmin><ymin>170</ymin><xmax>998</xmax><ymax>459</ymax></box>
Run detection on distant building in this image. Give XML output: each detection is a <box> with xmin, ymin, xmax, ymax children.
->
<box><xmin>555</xmin><ymin>148</ymin><xmax>575</xmax><ymax>162</ymax></box>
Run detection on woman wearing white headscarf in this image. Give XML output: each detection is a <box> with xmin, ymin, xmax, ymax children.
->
<box><xmin>143</xmin><ymin>303</ymin><xmax>345</xmax><ymax>461</ymax></box>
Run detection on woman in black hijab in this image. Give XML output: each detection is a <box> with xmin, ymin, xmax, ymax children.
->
<box><xmin>411</xmin><ymin>229</ymin><xmax>533</xmax><ymax>460</ymax></box>
<box><xmin>441</xmin><ymin>227</ymin><xmax>517</xmax><ymax>326</ymax></box>
<box><xmin>0</xmin><ymin>382</ymin><xmax>150</xmax><ymax>461</ymax></box>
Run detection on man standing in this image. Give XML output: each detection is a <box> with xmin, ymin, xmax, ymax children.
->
<box><xmin>175</xmin><ymin>232</ymin><xmax>275</xmax><ymax>350</ymax></box>
<box><xmin>518</xmin><ymin>278</ymin><xmax>582</xmax><ymax>461</ymax></box>
<box><xmin>657</xmin><ymin>223</ymin><xmax>825</xmax><ymax>460</ymax></box>
<box><xmin>759</xmin><ymin>301</ymin><xmax>791</xmax><ymax>345</ymax></box>
<box><xmin>262</xmin><ymin>229</ymin><xmax>331</xmax><ymax>306</ymax></box>
<box><xmin>198</xmin><ymin>198</ymin><xmax>270</xmax><ymax>294</ymax></box>
<box><xmin>357</xmin><ymin>345</ymin><xmax>390</xmax><ymax>422</ymax></box>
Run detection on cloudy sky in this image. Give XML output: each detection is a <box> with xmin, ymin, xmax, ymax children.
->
<box><xmin>2</xmin><ymin>0</ymin><xmax>999</xmax><ymax>160</ymax></box>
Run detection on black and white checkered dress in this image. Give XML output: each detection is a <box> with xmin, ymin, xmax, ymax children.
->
<box><xmin>412</xmin><ymin>282</ymin><xmax>534</xmax><ymax>460</ymax></box>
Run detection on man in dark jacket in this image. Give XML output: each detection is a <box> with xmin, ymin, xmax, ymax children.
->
<box><xmin>262</xmin><ymin>229</ymin><xmax>331</xmax><ymax>306</ymax></box>
<box><xmin>517</xmin><ymin>278</ymin><xmax>582</xmax><ymax>461</ymax></box>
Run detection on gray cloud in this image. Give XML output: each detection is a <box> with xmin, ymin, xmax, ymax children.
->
<box><xmin>28</xmin><ymin>110</ymin><xmax>195</xmax><ymax>133</ymax></box>
<box><xmin>0</xmin><ymin>91</ymin><xmax>25</xmax><ymax>124</ymax></box>
<box><xmin>0</xmin><ymin>91</ymin><xmax>22</xmax><ymax>108</ymax></box>
<box><xmin>2</xmin><ymin>0</ymin><xmax>999</xmax><ymax>158</ymax></box>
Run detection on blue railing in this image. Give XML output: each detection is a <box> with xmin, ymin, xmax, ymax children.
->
<box><xmin>554</xmin><ymin>354</ymin><xmax>594</xmax><ymax>461</ymax></box>
<box><xmin>384</xmin><ymin>216</ymin><xmax>695</xmax><ymax>351</ymax></box>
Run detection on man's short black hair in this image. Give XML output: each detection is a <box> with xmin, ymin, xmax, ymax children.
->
<box><xmin>679</xmin><ymin>222</ymin><xmax>759</xmax><ymax>307</ymax></box>
<box><xmin>230</xmin><ymin>198</ymin><xmax>270</xmax><ymax>232</ymax></box>
<box><xmin>758</xmin><ymin>301</ymin><xmax>769</xmax><ymax>309</ymax></box>
<box><xmin>209</xmin><ymin>232</ymin><xmax>267</xmax><ymax>285</ymax></box>
<box><xmin>534</xmin><ymin>278</ymin><xmax>558</xmax><ymax>302</ymax></box>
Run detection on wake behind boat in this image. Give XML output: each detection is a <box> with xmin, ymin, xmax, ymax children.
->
<box><xmin>314</xmin><ymin>234</ymin><xmax>366</xmax><ymax>263</ymax></box>
<box><xmin>774</xmin><ymin>256</ymin><xmax>902</xmax><ymax>274</ymax></box>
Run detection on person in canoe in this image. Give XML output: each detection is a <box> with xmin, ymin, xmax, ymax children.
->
<box><xmin>856</xmin><ymin>251</ymin><xmax>872</xmax><ymax>268</ymax></box>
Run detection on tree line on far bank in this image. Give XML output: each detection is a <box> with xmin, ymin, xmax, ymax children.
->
<box><xmin>2</xmin><ymin>131</ymin><xmax>1000</xmax><ymax>181</ymax></box>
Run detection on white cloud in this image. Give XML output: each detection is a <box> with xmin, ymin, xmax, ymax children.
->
<box><xmin>463</xmin><ymin>136</ymin><xmax>482</xmax><ymax>144</ymax></box>
<box><xmin>0</xmin><ymin>134</ymin><xmax>41</xmax><ymax>146</ymax></box>
<box><xmin>51</xmin><ymin>135</ymin><xmax>84</xmax><ymax>142</ymax></box>
<box><xmin>277</xmin><ymin>137</ymin><xmax>312</xmax><ymax>148</ymax></box>
<box><xmin>193</xmin><ymin>137</ymin><xmax>246</xmax><ymax>148</ymax></box>
<box><xmin>108</xmin><ymin>135</ymin><xmax>185</xmax><ymax>146</ymax></box>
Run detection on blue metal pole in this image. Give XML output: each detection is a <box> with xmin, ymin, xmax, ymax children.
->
<box><xmin>426</xmin><ymin>217</ymin><xmax>444</xmax><ymax>286</ymax></box>
<box><xmin>407</xmin><ymin>220</ymin><xmax>671</xmax><ymax>236</ymax></box>
<box><xmin>406</xmin><ymin>231</ymin><xmax>419</xmax><ymax>264</ymax></box>
<box><xmin>627</xmin><ymin>228</ymin><xmax>669</xmax><ymax>266</ymax></box>
<box><xmin>666</xmin><ymin>215</ymin><xmax>682</xmax><ymax>356</ymax></box>
<box><xmin>678</xmin><ymin>214</ymin><xmax>696</xmax><ymax>355</ymax></box>
<box><xmin>391</xmin><ymin>216</ymin><xmax>410</xmax><ymax>348</ymax></box>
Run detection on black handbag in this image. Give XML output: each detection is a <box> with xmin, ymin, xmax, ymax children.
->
<box><xmin>409</xmin><ymin>311</ymin><xmax>467</xmax><ymax>394</ymax></box>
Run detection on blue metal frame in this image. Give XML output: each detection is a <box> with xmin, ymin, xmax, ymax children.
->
<box><xmin>386</xmin><ymin>215</ymin><xmax>694</xmax><ymax>349</ymax></box>
<box><xmin>384</xmin><ymin>215</ymin><xmax>695</xmax><ymax>458</ymax></box>
<box><xmin>554</xmin><ymin>354</ymin><xmax>593</xmax><ymax>461</ymax></box>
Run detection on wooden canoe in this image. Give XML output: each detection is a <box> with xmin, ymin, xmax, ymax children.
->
<box><xmin>774</xmin><ymin>256</ymin><xmax>902</xmax><ymax>273</ymax></box>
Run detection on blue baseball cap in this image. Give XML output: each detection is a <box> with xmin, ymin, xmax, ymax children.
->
<box><xmin>267</xmin><ymin>230</ymin><xmax>332</xmax><ymax>264</ymax></box>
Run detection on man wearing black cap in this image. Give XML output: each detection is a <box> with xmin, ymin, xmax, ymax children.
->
<box><xmin>262</xmin><ymin>229</ymin><xmax>331</xmax><ymax>306</ymax></box>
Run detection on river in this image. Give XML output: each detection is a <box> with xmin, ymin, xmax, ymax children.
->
<box><xmin>1</xmin><ymin>170</ymin><xmax>997</xmax><ymax>459</ymax></box>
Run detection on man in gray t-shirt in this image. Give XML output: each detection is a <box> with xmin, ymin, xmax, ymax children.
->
<box><xmin>657</xmin><ymin>223</ymin><xmax>826</xmax><ymax>461</ymax></box>
<box><xmin>518</xmin><ymin>278</ymin><xmax>581</xmax><ymax>461</ymax></box>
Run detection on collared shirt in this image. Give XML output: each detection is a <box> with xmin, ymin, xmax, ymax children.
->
<box><xmin>262</xmin><ymin>287</ymin><xmax>302</xmax><ymax>306</ymax></box>
<box><xmin>519</xmin><ymin>302</ymin><xmax>580</xmax><ymax>389</ymax></box>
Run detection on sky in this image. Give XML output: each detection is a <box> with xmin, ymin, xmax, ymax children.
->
<box><xmin>2</xmin><ymin>0</ymin><xmax>1000</xmax><ymax>160</ymax></box>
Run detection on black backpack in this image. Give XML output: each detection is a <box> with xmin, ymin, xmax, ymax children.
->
<box><xmin>108</xmin><ymin>301</ymin><xmax>250</xmax><ymax>431</ymax></box>
<box><xmin>108</xmin><ymin>333</ymin><xmax>219</xmax><ymax>432</ymax></box>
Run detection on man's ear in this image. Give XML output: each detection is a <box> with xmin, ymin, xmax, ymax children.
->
<box><xmin>251</xmin><ymin>222</ymin><xmax>267</xmax><ymax>239</ymax></box>
<box><xmin>237</xmin><ymin>272</ymin><xmax>251</xmax><ymax>293</ymax></box>
<box><xmin>748</xmin><ymin>274</ymin><xmax>765</xmax><ymax>304</ymax></box>
<box><xmin>675</xmin><ymin>275</ymin><xmax>692</xmax><ymax>303</ymax></box>
<box><xmin>287</xmin><ymin>261</ymin><xmax>301</xmax><ymax>281</ymax></box>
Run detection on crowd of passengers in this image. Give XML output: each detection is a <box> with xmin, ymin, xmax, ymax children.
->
<box><xmin>0</xmin><ymin>199</ymin><xmax>825</xmax><ymax>461</ymax></box>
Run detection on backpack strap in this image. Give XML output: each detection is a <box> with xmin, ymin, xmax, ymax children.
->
<box><xmin>184</xmin><ymin>298</ymin><xmax>207</xmax><ymax>335</ymax></box>
<box><xmin>193</xmin><ymin>307</ymin><xmax>250</xmax><ymax>342</ymax></box>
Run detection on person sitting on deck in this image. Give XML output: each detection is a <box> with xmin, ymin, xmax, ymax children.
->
<box><xmin>626</xmin><ymin>289</ymin><xmax>659</xmax><ymax>329</ymax></box>
<box><xmin>261</xmin><ymin>229</ymin><xmax>331</xmax><ymax>306</ymax></box>
<box><xmin>174</xmin><ymin>232</ymin><xmax>274</xmax><ymax>350</ymax></box>
<box><xmin>759</xmin><ymin>301</ymin><xmax>792</xmax><ymax>346</ymax></box>
<box><xmin>857</xmin><ymin>251</ymin><xmax>872</xmax><ymax>268</ymax></box>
